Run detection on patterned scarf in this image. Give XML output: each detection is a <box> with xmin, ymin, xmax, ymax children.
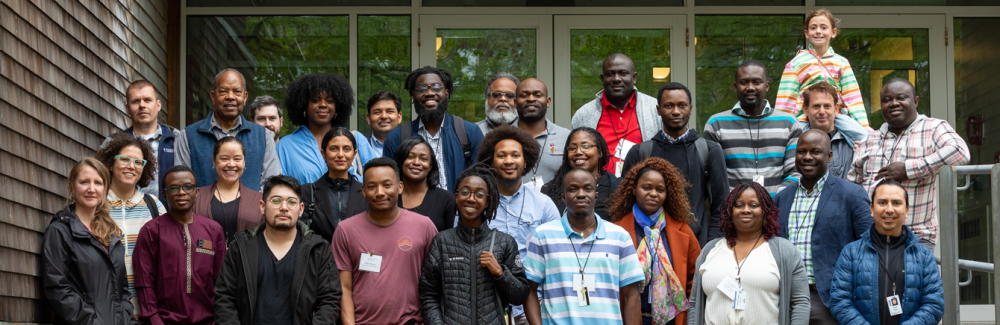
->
<box><xmin>634</xmin><ymin>205</ymin><xmax>689</xmax><ymax>324</ymax></box>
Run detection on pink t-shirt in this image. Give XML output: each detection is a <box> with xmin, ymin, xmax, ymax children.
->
<box><xmin>332</xmin><ymin>209</ymin><xmax>438</xmax><ymax>325</ymax></box>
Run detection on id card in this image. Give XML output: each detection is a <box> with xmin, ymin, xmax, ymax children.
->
<box><xmin>716</xmin><ymin>276</ymin><xmax>741</xmax><ymax>301</ymax></box>
<box><xmin>733</xmin><ymin>287</ymin><xmax>747</xmax><ymax>310</ymax></box>
<box><xmin>753</xmin><ymin>174</ymin><xmax>765</xmax><ymax>187</ymax></box>
<box><xmin>359</xmin><ymin>253</ymin><xmax>382</xmax><ymax>273</ymax></box>
<box><xmin>573</xmin><ymin>274</ymin><xmax>597</xmax><ymax>307</ymax></box>
<box><xmin>527</xmin><ymin>176</ymin><xmax>544</xmax><ymax>192</ymax></box>
<box><xmin>886</xmin><ymin>295</ymin><xmax>903</xmax><ymax>316</ymax></box>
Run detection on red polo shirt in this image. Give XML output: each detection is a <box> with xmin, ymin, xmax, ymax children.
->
<box><xmin>596</xmin><ymin>92</ymin><xmax>642</xmax><ymax>176</ymax></box>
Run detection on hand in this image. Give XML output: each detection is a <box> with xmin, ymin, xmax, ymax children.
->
<box><xmin>480</xmin><ymin>251</ymin><xmax>503</xmax><ymax>277</ymax></box>
<box><xmin>876</xmin><ymin>162</ymin><xmax>909</xmax><ymax>182</ymax></box>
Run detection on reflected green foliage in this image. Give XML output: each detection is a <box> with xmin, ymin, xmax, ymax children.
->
<box><xmin>435</xmin><ymin>29</ymin><xmax>537</xmax><ymax>123</ymax></box>
<box><xmin>570</xmin><ymin>30</ymin><xmax>670</xmax><ymax>115</ymax></box>
<box><xmin>357</xmin><ymin>16</ymin><xmax>412</xmax><ymax>137</ymax></box>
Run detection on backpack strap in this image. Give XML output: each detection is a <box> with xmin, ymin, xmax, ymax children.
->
<box><xmin>400</xmin><ymin>120</ymin><xmax>413</xmax><ymax>142</ymax></box>
<box><xmin>142</xmin><ymin>194</ymin><xmax>159</xmax><ymax>219</ymax></box>
<box><xmin>694</xmin><ymin>137</ymin><xmax>712</xmax><ymax>196</ymax></box>
<box><xmin>638</xmin><ymin>140</ymin><xmax>654</xmax><ymax>162</ymax></box>
<box><xmin>452</xmin><ymin>115</ymin><xmax>473</xmax><ymax>164</ymax></box>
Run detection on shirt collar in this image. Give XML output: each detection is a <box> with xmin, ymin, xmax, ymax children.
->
<box><xmin>600</xmin><ymin>90</ymin><xmax>637</xmax><ymax>112</ymax></box>
<box><xmin>731</xmin><ymin>100</ymin><xmax>773</xmax><ymax>117</ymax></box>
<box><xmin>369</xmin><ymin>134</ymin><xmax>384</xmax><ymax>147</ymax></box>
<box><xmin>209</xmin><ymin>112</ymin><xmax>244</xmax><ymax>133</ymax></box>
<box><xmin>511</xmin><ymin>118</ymin><xmax>557</xmax><ymax>137</ymax></box>
<box><xmin>798</xmin><ymin>172</ymin><xmax>830</xmax><ymax>193</ymax></box>
<box><xmin>107</xmin><ymin>186</ymin><xmax>145</xmax><ymax>204</ymax></box>
<box><xmin>417</xmin><ymin>119</ymin><xmax>442</xmax><ymax>139</ymax></box>
<box><xmin>136</xmin><ymin>125</ymin><xmax>163</xmax><ymax>141</ymax></box>
<box><xmin>878</xmin><ymin>114</ymin><xmax>927</xmax><ymax>136</ymax></box>
<box><xmin>806</xmin><ymin>43</ymin><xmax>837</xmax><ymax>58</ymax></box>
<box><xmin>560</xmin><ymin>212</ymin><xmax>607</xmax><ymax>241</ymax></box>
<box><xmin>662</xmin><ymin>129</ymin><xmax>693</xmax><ymax>143</ymax></box>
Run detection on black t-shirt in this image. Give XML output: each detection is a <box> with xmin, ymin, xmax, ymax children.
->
<box><xmin>211</xmin><ymin>195</ymin><xmax>240</xmax><ymax>243</ymax></box>
<box><xmin>399</xmin><ymin>187</ymin><xmax>456</xmax><ymax>232</ymax></box>
<box><xmin>253</xmin><ymin>231</ymin><xmax>301</xmax><ymax>325</ymax></box>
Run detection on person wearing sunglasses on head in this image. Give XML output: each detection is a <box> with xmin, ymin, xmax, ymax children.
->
<box><xmin>541</xmin><ymin>127</ymin><xmax>620</xmax><ymax>221</ymax></box>
<box><xmin>192</xmin><ymin>136</ymin><xmax>264</xmax><ymax>244</ymax></box>
<box><xmin>95</xmin><ymin>132</ymin><xmax>167</xmax><ymax>319</ymax></box>
<box><xmin>477</xmin><ymin>72</ymin><xmax>520</xmax><ymax>135</ymax></box>
<box><xmin>133</xmin><ymin>166</ymin><xmax>226</xmax><ymax>325</ymax></box>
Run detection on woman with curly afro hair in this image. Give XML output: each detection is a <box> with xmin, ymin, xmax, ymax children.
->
<box><xmin>606</xmin><ymin>157</ymin><xmax>698</xmax><ymax>325</ymax></box>
<box><xmin>276</xmin><ymin>73</ymin><xmax>381</xmax><ymax>185</ymax></box>
<box><xmin>687</xmin><ymin>182</ymin><xmax>809</xmax><ymax>325</ymax></box>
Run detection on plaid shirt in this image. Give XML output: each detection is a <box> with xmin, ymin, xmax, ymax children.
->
<box><xmin>788</xmin><ymin>172</ymin><xmax>828</xmax><ymax>284</ymax></box>
<box><xmin>848</xmin><ymin>115</ymin><xmax>970</xmax><ymax>243</ymax></box>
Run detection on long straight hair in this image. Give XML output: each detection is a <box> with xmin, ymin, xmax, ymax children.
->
<box><xmin>69</xmin><ymin>157</ymin><xmax>122</xmax><ymax>247</ymax></box>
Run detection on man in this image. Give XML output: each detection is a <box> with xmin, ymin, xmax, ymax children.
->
<box><xmin>102</xmin><ymin>80</ymin><xmax>176</xmax><ymax>200</ymax></box>
<box><xmin>384</xmin><ymin>66</ymin><xmax>485</xmax><ymax>192</ymax></box>
<box><xmin>364</xmin><ymin>92</ymin><xmax>404</xmax><ymax>153</ymax></box>
<box><xmin>477</xmin><ymin>72</ymin><xmax>520</xmax><ymax>134</ymax></box>
<box><xmin>774</xmin><ymin>130</ymin><xmax>873</xmax><ymax>325</ymax></box>
<box><xmin>703</xmin><ymin>60</ymin><xmax>803</xmax><ymax>195</ymax></box>
<box><xmin>829</xmin><ymin>181</ymin><xmax>944</xmax><ymax>325</ymax></box>
<box><xmin>214</xmin><ymin>175</ymin><xmax>342</xmax><ymax>324</ymax></box>
<box><xmin>249</xmin><ymin>95</ymin><xmax>283</xmax><ymax>144</ymax></box>
<box><xmin>797</xmin><ymin>82</ymin><xmax>857</xmax><ymax>179</ymax></box>
<box><xmin>333</xmin><ymin>158</ymin><xmax>438</xmax><ymax>325</ymax></box>
<box><xmin>524</xmin><ymin>168</ymin><xmax>643</xmax><ymax>325</ymax></box>
<box><xmin>622</xmin><ymin>82</ymin><xmax>729</xmax><ymax>247</ymax></box>
<box><xmin>476</xmin><ymin>125</ymin><xmax>561</xmax><ymax>324</ymax></box>
<box><xmin>848</xmin><ymin>78</ymin><xmax>970</xmax><ymax>250</ymax></box>
<box><xmin>571</xmin><ymin>53</ymin><xmax>662</xmax><ymax>177</ymax></box>
<box><xmin>513</xmin><ymin>78</ymin><xmax>570</xmax><ymax>191</ymax></box>
<box><xmin>174</xmin><ymin>68</ymin><xmax>281</xmax><ymax>191</ymax></box>
<box><xmin>134</xmin><ymin>166</ymin><xmax>225</xmax><ymax>325</ymax></box>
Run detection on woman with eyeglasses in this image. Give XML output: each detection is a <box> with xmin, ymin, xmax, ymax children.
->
<box><xmin>192</xmin><ymin>136</ymin><xmax>263</xmax><ymax>244</ymax></box>
<box><xmin>43</xmin><ymin>157</ymin><xmax>138</xmax><ymax>325</ymax></box>
<box><xmin>540</xmin><ymin>127</ymin><xmax>621</xmax><ymax>220</ymax></box>
<box><xmin>419</xmin><ymin>163</ymin><xmax>529</xmax><ymax>325</ymax></box>
<box><xmin>394</xmin><ymin>137</ymin><xmax>457</xmax><ymax>231</ymax></box>
<box><xmin>94</xmin><ymin>132</ymin><xmax>166</xmax><ymax>318</ymax></box>
<box><xmin>300</xmin><ymin>128</ymin><xmax>369</xmax><ymax>243</ymax></box>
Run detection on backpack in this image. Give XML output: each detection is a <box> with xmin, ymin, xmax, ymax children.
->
<box><xmin>142</xmin><ymin>194</ymin><xmax>160</xmax><ymax>219</ymax></box>
<box><xmin>638</xmin><ymin>137</ymin><xmax>711</xmax><ymax>186</ymax></box>
<box><xmin>400</xmin><ymin>115</ymin><xmax>473</xmax><ymax>166</ymax></box>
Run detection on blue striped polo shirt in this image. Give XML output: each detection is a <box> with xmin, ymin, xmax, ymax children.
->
<box><xmin>525</xmin><ymin>214</ymin><xmax>644</xmax><ymax>325</ymax></box>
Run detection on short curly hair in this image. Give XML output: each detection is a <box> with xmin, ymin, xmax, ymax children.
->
<box><xmin>95</xmin><ymin>132</ymin><xmax>158</xmax><ymax>188</ymax></box>
<box><xmin>719</xmin><ymin>182</ymin><xmax>781</xmax><ymax>247</ymax></box>
<box><xmin>404</xmin><ymin>66</ymin><xmax>454</xmax><ymax>95</ymax></box>
<box><xmin>476</xmin><ymin>125</ymin><xmax>540</xmax><ymax>177</ymax></box>
<box><xmin>285</xmin><ymin>73</ymin><xmax>354</xmax><ymax>127</ymax></box>
<box><xmin>607</xmin><ymin>157</ymin><xmax>691</xmax><ymax>223</ymax></box>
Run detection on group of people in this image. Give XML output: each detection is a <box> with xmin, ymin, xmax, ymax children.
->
<box><xmin>42</xmin><ymin>9</ymin><xmax>968</xmax><ymax>325</ymax></box>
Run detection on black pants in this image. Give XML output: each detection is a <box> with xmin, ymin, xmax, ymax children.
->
<box><xmin>810</xmin><ymin>284</ymin><xmax>839</xmax><ymax>325</ymax></box>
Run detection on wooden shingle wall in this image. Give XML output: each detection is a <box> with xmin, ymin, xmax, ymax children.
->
<box><xmin>0</xmin><ymin>0</ymin><xmax>167</xmax><ymax>321</ymax></box>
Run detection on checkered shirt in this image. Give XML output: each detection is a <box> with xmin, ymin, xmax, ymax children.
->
<box><xmin>788</xmin><ymin>172</ymin><xmax>828</xmax><ymax>284</ymax></box>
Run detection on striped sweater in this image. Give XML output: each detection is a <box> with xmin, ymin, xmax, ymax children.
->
<box><xmin>107</xmin><ymin>188</ymin><xmax>166</xmax><ymax>319</ymax></box>
<box><xmin>775</xmin><ymin>46</ymin><xmax>870</xmax><ymax>128</ymax></box>
<box><xmin>703</xmin><ymin>102</ymin><xmax>803</xmax><ymax>196</ymax></box>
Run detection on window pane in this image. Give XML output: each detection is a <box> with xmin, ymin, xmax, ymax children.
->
<box><xmin>570</xmin><ymin>29</ymin><xmax>671</xmax><ymax>117</ymax></box>
<box><xmin>435</xmin><ymin>29</ymin><xmax>537</xmax><ymax>122</ymax></box>
<box><xmin>694</xmin><ymin>16</ymin><xmax>802</xmax><ymax>126</ymax></box>
<box><xmin>188</xmin><ymin>0</ymin><xmax>410</xmax><ymax>6</ymax></box>
<box><xmin>422</xmin><ymin>0</ymin><xmax>681</xmax><ymax>6</ymax></box>
<box><xmin>818</xmin><ymin>0</ymin><xmax>996</xmax><ymax>5</ymax></box>
<box><xmin>185</xmin><ymin>16</ymin><xmax>349</xmax><ymax>136</ymax></box>
<box><xmin>696</xmin><ymin>0</ymin><xmax>803</xmax><ymax>5</ymax></box>
<box><xmin>357</xmin><ymin>16</ymin><xmax>412</xmax><ymax>138</ymax></box>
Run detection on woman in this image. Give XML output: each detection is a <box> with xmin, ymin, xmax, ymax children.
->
<box><xmin>43</xmin><ymin>157</ymin><xmax>138</xmax><ymax>325</ymax></box>
<box><xmin>541</xmin><ymin>127</ymin><xmax>620</xmax><ymax>220</ymax></box>
<box><xmin>394</xmin><ymin>137</ymin><xmax>457</xmax><ymax>231</ymax></box>
<box><xmin>193</xmin><ymin>136</ymin><xmax>263</xmax><ymax>243</ymax></box>
<box><xmin>94</xmin><ymin>132</ymin><xmax>166</xmax><ymax>317</ymax></box>
<box><xmin>607</xmin><ymin>157</ymin><xmax>700</xmax><ymax>325</ymax></box>
<box><xmin>301</xmin><ymin>128</ymin><xmax>370</xmax><ymax>242</ymax></box>
<box><xmin>419</xmin><ymin>164</ymin><xmax>529</xmax><ymax>325</ymax></box>
<box><xmin>687</xmin><ymin>182</ymin><xmax>809</xmax><ymax>325</ymax></box>
<box><xmin>277</xmin><ymin>73</ymin><xmax>379</xmax><ymax>184</ymax></box>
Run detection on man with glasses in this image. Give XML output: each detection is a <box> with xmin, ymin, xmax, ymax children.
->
<box><xmin>215</xmin><ymin>175</ymin><xmax>342</xmax><ymax>325</ymax></box>
<box><xmin>513</xmin><ymin>78</ymin><xmax>570</xmax><ymax>191</ymax></box>
<box><xmin>133</xmin><ymin>165</ymin><xmax>226</xmax><ymax>325</ymax></box>
<box><xmin>476</xmin><ymin>125</ymin><xmax>561</xmax><ymax>325</ymax></box>
<box><xmin>365</xmin><ymin>92</ymin><xmax>405</xmax><ymax>154</ymax></box>
<box><xmin>383</xmin><ymin>66</ymin><xmax>485</xmax><ymax>192</ymax></box>
<box><xmin>174</xmin><ymin>68</ymin><xmax>281</xmax><ymax>191</ymax></box>
<box><xmin>478</xmin><ymin>72</ymin><xmax>520</xmax><ymax>134</ymax></box>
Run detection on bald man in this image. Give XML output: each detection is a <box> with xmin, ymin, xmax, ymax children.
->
<box><xmin>513</xmin><ymin>78</ymin><xmax>570</xmax><ymax>191</ymax></box>
<box><xmin>774</xmin><ymin>129</ymin><xmax>873</xmax><ymax>325</ymax></box>
<box><xmin>571</xmin><ymin>53</ymin><xmax>662</xmax><ymax>177</ymax></box>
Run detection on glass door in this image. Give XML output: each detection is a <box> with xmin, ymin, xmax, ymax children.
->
<box><xmin>419</xmin><ymin>15</ymin><xmax>553</xmax><ymax>123</ymax></box>
<box><xmin>553</xmin><ymin>15</ymin><xmax>688</xmax><ymax>126</ymax></box>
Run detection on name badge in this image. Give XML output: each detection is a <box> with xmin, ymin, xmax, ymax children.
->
<box><xmin>359</xmin><ymin>252</ymin><xmax>382</xmax><ymax>273</ymax></box>
<box><xmin>572</xmin><ymin>274</ymin><xmax>597</xmax><ymax>307</ymax></box>
<box><xmin>614</xmin><ymin>161</ymin><xmax>624</xmax><ymax>177</ymax></box>
<box><xmin>886</xmin><ymin>295</ymin><xmax>903</xmax><ymax>316</ymax></box>
<box><xmin>527</xmin><ymin>176</ymin><xmax>544</xmax><ymax>192</ymax></box>
<box><xmin>753</xmin><ymin>174</ymin><xmax>765</xmax><ymax>187</ymax></box>
<box><xmin>717</xmin><ymin>276</ymin><xmax>741</xmax><ymax>301</ymax></box>
<box><xmin>733</xmin><ymin>287</ymin><xmax>747</xmax><ymax>310</ymax></box>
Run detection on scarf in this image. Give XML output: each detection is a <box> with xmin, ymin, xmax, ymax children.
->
<box><xmin>633</xmin><ymin>204</ymin><xmax>688</xmax><ymax>324</ymax></box>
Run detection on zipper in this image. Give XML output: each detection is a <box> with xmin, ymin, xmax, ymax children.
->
<box><xmin>236</xmin><ymin>235</ymin><xmax>255</xmax><ymax>323</ymax></box>
<box><xmin>470</xmin><ymin>227</ymin><xmax>479</xmax><ymax>321</ymax></box>
<box><xmin>292</xmin><ymin>240</ymin><xmax>311</xmax><ymax>321</ymax></box>
<box><xmin>184</xmin><ymin>224</ymin><xmax>193</xmax><ymax>294</ymax></box>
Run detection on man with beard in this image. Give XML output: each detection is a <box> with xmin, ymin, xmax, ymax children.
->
<box><xmin>214</xmin><ymin>175</ymin><xmax>342</xmax><ymax>325</ymax></box>
<box><xmin>249</xmin><ymin>95</ymin><xmax>283</xmax><ymax>144</ymax></box>
<box><xmin>848</xmin><ymin>78</ymin><xmax>969</xmax><ymax>251</ymax></box>
<box><xmin>571</xmin><ymin>53</ymin><xmax>663</xmax><ymax>177</ymax></box>
<box><xmin>513</xmin><ymin>78</ymin><xmax>570</xmax><ymax>191</ymax></box>
<box><xmin>383</xmin><ymin>66</ymin><xmax>485</xmax><ymax>192</ymax></box>
<box><xmin>703</xmin><ymin>60</ymin><xmax>803</xmax><ymax>195</ymax></box>
<box><xmin>365</xmin><ymin>92</ymin><xmax>404</xmax><ymax>154</ymax></box>
<box><xmin>175</xmin><ymin>68</ymin><xmax>281</xmax><ymax>191</ymax></box>
<box><xmin>477</xmin><ymin>72</ymin><xmax>521</xmax><ymax>134</ymax></box>
<box><xmin>476</xmin><ymin>125</ymin><xmax>561</xmax><ymax>325</ymax></box>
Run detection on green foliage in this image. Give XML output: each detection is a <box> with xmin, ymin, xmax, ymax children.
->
<box><xmin>357</xmin><ymin>16</ymin><xmax>413</xmax><ymax>137</ymax></box>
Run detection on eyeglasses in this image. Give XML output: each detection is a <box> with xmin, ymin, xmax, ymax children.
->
<box><xmin>567</xmin><ymin>143</ymin><xmax>596</xmax><ymax>153</ymax></box>
<box><xmin>489</xmin><ymin>91</ymin><xmax>516</xmax><ymax>100</ymax></box>
<box><xmin>267</xmin><ymin>196</ymin><xmax>300</xmax><ymax>207</ymax></box>
<box><xmin>114</xmin><ymin>155</ymin><xmax>147</xmax><ymax>169</ymax></box>
<box><xmin>164</xmin><ymin>184</ymin><xmax>196</xmax><ymax>194</ymax></box>
<box><xmin>458</xmin><ymin>189</ymin><xmax>488</xmax><ymax>200</ymax></box>
<box><xmin>415</xmin><ymin>83</ymin><xmax>444</xmax><ymax>94</ymax></box>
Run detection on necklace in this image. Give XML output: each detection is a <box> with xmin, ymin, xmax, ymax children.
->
<box><xmin>570</xmin><ymin>216</ymin><xmax>598</xmax><ymax>238</ymax></box>
<box><xmin>215</xmin><ymin>185</ymin><xmax>241</xmax><ymax>240</ymax></box>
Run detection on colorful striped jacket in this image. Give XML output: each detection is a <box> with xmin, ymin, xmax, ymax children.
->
<box><xmin>775</xmin><ymin>46</ymin><xmax>870</xmax><ymax>128</ymax></box>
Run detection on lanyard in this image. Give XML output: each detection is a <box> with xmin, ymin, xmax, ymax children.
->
<box><xmin>744</xmin><ymin>117</ymin><xmax>762</xmax><ymax>180</ymax></box>
<box><xmin>569</xmin><ymin>223</ymin><xmax>598</xmax><ymax>275</ymax></box>
<box><xmin>877</xmin><ymin>235</ymin><xmax>905</xmax><ymax>296</ymax></box>
<box><xmin>602</xmin><ymin>102</ymin><xmax>636</xmax><ymax>157</ymax></box>
<box><xmin>733</xmin><ymin>233</ymin><xmax>763</xmax><ymax>283</ymax></box>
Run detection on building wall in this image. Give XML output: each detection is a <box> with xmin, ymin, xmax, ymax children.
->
<box><xmin>0</xmin><ymin>0</ymin><xmax>168</xmax><ymax>321</ymax></box>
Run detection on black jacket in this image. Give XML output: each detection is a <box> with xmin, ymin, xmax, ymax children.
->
<box><xmin>622</xmin><ymin>131</ymin><xmax>730</xmax><ymax>246</ymax></box>
<box><xmin>214</xmin><ymin>222</ymin><xmax>342</xmax><ymax>325</ymax></box>
<box><xmin>42</xmin><ymin>205</ymin><xmax>137</xmax><ymax>325</ymax></box>
<box><xmin>419</xmin><ymin>222</ymin><xmax>529</xmax><ymax>325</ymax></box>
<box><xmin>302</xmin><ymin>176</ymin><xmax>369</xmax><ymax>243</ymax></box>
<box><xmin>541</xmin><ymin>171</ymin><xmax>621</xmax><ymax>221</ymax></box>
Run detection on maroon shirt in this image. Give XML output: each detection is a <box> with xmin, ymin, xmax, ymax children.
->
<box><xmin>133</xmin><ymin>213</ymin><xmax>226</xmax><ymax>325</ymax></box>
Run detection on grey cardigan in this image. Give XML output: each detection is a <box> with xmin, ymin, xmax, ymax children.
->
<box><xmin>571</xmin><ymin>88</ymin><xmax>663</xmax><ymax>142</ymax></box>
<box><xmin>687</xmin><ymin>237</ymin><xmax>810</xmax><ymax>325</ymax></box>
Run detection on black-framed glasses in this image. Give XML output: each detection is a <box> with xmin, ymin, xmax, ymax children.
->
<box><xmin>164</xmin><ymin>184</ymin><xmax>196</xmax><ymax>194</ymax></box>
<box><xmin>489</xmin><ymin>91</ymin><xmax>515</xmax><ymax>100</ymax></box>
<box><xmin>114</xmin><ymin>155</ymin><xmax>147</xmax><ymax>169</ymax></box>
<box><xmin>415</xmin><ymin>83</ymin><xmax>444</xmax><ymax>94</ymax></box>
<box><xmin>268</xmin><ymin>196</ymin><xmax>300</xmax><ymax>207</ymax></box>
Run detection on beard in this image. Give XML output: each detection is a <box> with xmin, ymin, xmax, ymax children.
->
<box><xmin>498</xmin><ymin>174</ymin><xmax>521</xmax><ymax>189</ymax></box>
<box><xmin>267</xmin><ymin>215</ymin><xmax>297</xmax><ymax>231</ymax></box>
<box><xmin>415</xmin><ymin>97</ymin><xmax>449</xmax><ymax>124</ymax></box>
<box><xmin>738</xmin><ymin>95</ymin><xmax>762</xmax><ymax>112</ymax></box>
<box><xmin>485</xmin><ymin>101</ymin><xmax>518</xmax><ymax>125</ymax></box>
